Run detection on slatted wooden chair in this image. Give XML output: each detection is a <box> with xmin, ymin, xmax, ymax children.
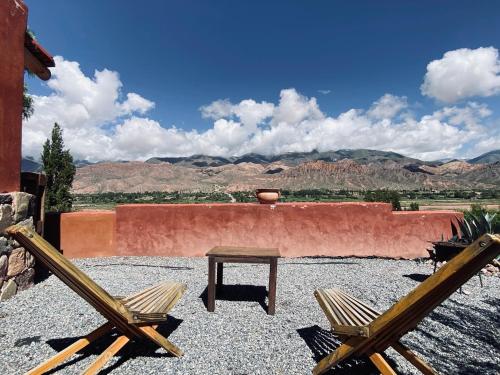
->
<box><xmin>313</xmin><ymin>233</ymin><xmax>500</xmax><ymax>375</ymax></box>
<box><xmin>6</xmin><ymin>224</ymin><xmax>187</xmax><ymax>375</ymax></box>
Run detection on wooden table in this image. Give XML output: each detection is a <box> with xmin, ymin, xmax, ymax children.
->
<box><xmin>206</xmin><ymin>246</ymin><xmax>280</xmax><ymax>315</ymax></box>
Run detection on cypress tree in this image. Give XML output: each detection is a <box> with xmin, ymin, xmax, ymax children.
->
<box><xmin>41</xmin><ymin>123</ymin><xmax>76</xmax><ymax>212</ymax></box>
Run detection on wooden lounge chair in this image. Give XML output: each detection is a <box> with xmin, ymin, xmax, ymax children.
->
<box><xmin>6</xmin><ymin>224</ymin><xmax>187</xmax><ymax>375</ymax></box>
<box><xmin>313</xmin><ymin>233</ymin><xmax>500</xmax><ymax>375</ymax></box>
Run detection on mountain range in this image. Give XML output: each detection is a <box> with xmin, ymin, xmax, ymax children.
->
<box><xmin>22</xmin><ymin>149</ymin><xmax>500</xmax><ymax>193</ymax></box>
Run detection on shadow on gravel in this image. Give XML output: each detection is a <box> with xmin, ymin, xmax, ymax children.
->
<box><xmin>14</xmin><ymin>335</ymin><xmax>42</xmax><ymax>347</ymax></box>
<box><xmin>402</xmin><ymin>273</ymin><xmax>430</xmax><ymax>282</ymax></box>
<box><xmin>409</xmin><ymin>297</ymin><xmax>500</xmax><ymax>374</ymax></box>
<box><xmin>199</xmin><ymin>284</ymin><xmax>268</xmax><ymax>313</ymax></box>
<box><xmin>44</xmin><ymin>317</ymin><xmax>183</xmax><ymax>374</ymax></box>
<box><xmin>280</xmin><ymin>261</ymin><xmax>361</xmax><ymax>266</ymax></box>
<box><xmin>297</xmin><ymin>325</ymin><xmax>395</xmax><ymax>375</ymax></box>
<box><xmin>82</xmin><ymin>263</ymin><xmax>194</xmax><ymax>270</ymax></box>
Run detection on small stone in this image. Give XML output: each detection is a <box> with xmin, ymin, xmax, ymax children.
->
<box><xmin>0</xmin><ymin>254</ymin><xmax>7</xmax><ymax>278</ymax></box>
<box><xmin>485</xmin><ymin>264</ymin><xmax>498</xmax><ymax>273</ymax></box>
<box><xmin>0</xmin><ymin>194</ymin><xmax>12</xmax><ymax>205</ymax></box>
<box><xmin>0</xmin><ymin>279</ymin><xmax>17</xmax><ymax>301</ymax></box>
<box><xmin>0</xmin><ymin>204</ymin><xmax>14</xmax><ymax>233</ymax></box>
<box><xmin>0</xmin><ymin>237</ymin><xmax>10</xmax><ymax>255</ymax></box>
<box><xmin>25</xmin><ymin>251</ymin><xmax>35</xmax><ymax>268</ymax></box>
<box><xmin>14</xmin><ymin>267</ymin><xmax>34</xmax><ymax>292</ymax></box>
<box><xmin>11</xmin><ymin>192</ymin><xmax>35</xmax><ymax>223</ymax></box>
<box><xmin>16</xmin><ymin>217</ymin><xmax>35</xmax><ymax>231</ymax></box>
<box><xmin>6</xmin><ymin>248</ymin><xmax>27</xmax><ymax>277</ymax></box>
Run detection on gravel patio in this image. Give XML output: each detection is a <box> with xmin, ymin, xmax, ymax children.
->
<box><xmin>0</xmin><ymin>256</ymin><xmax>498</xmax><ymax>374</ymax></box>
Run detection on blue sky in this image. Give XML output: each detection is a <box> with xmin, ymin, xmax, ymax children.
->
<box><xmin>23</xmin><ymin>1</ymin><xmax>500</xmax><ymax>161</ymax></box>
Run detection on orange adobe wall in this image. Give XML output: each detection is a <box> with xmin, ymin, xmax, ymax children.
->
<box><xmin>60</xmin><ymin>211</ymin><xmax>116</xmax><ymax>258</ymax></box>
<box><xmin>114</xmin><ymin>203</ymin><xmax>458</xmax><ymax>259</ymax></box>
<box><xmin>60</xmin><ymin>203</ymin><xmax>460</xmax><ymax>259</ymax></box>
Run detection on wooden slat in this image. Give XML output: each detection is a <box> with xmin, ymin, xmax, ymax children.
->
<box><xmin>336</xmin><ymin>289</ymin><xmax>380</xmax><ymax>319</ymax></box>
<box><xmin>333</xmin><ymin>291</ymin><xmax>371</xmax><ymax>326</ymax></box>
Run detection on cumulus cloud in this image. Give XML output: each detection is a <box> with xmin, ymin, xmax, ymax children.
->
<box><xmin>23</xmin><ymin>55</ymin><xmax>500</xmax><ymax>162</ymax></box>
<box><xmin>367</xmin><ymin>94</ymin><xmax>408</xmax><ymax>120</ymax></box>
<box><xmin>421</xmin><ymin>47</ymin><xmax>500</xmax><ymax>103</ymax></box>
<box><xmin>200</xmin><ymin>98</ymin><xmax>274</xmax><ymax>130</ymax></box>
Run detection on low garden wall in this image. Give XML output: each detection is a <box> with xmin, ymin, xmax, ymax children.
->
<box><xmin>60</xmin><ymin>203</ymin><xmax>460</xmax><ymax>259</ymax></box>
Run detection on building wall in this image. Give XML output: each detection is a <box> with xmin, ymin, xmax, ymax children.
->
<box><xmin>0</xmin><ymin>0</ymin><xmax>27</xmax><ymax>193</ymax></box>
<box><xmin>60</xmin><ymin>203</ymin><xmax>460</xmax><ymax>259</ymax></box>
<box><xmin>60</xmin><ymin>211</ymin><xmax>116</xmax><ymax>258</ymax></box>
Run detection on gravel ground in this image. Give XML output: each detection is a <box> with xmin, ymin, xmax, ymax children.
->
<box><xmin>0</xmin><ymin>256</ymin><xmax>498</xmax><ymax>375</ymax></box>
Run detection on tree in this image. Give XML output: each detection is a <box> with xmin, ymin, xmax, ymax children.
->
<box><xmin>364</xmin><ymin>189</ymin><xmax>402</xmax><ymax>211</ymax></box>
<box><xmin>41</xmin><ymin>123</ymin><xmax>76</xmax><ymax>212</ymax></box>
<box><xmin>409</xmin><ymin>202</ymin><xmax>419</xmax><ymax>211</ymax></box>
<box><xmin>22</xmin><ymin>84</ymin><xmax>34</xmax><ymax>120</ymax></box>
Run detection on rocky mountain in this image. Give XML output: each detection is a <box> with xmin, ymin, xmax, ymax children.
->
<box><xmin>21</xmin><ymin>158</ymin><xmax>41</xmax><ymax>173</ymax></box>
<box><xmin>145</xmin><ymin>149</ymin><xmax>424</xmax><ymax>168</ymax></box>
<box><xmin>468</xmin><ymin>149</ymin><xmax>500</xmax><ymax>164</ymax></box>
<box><xmin>71</xmin><ymin>149</ymin><xmax>500</xmax><ymax>193</ymax></box>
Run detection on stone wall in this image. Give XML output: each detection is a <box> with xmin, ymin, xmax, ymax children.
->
<box><xmin>0</xmin><ymin>192</ymin><xmax>36</xmax><ymax>301</ymax></box>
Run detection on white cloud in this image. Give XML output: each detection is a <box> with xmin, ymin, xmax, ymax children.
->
<box><xmin>120</xmin><ymin>93</ymin><xmax>155</xmax><ymax>114</ymax></box>
<box><xmin>421</xmin><ymin>47</ymin><xmax>500</xmax><ymax>103</ymax></box>
<box><xmin>367</xmin><ymin>94</ymin><xmax>408</xmax><ymax>120</ymax></box>
<box><xmin>23</xmin><ymin>56</ymin><xmax>500</xmax><ymax>162</ymax></box>
<box><xmin>200</xmin><ymin>98</ymin><xmax>274</xmax><ymax>130</ymax></box>
<box><xmin>318</xmin><ymin>89</ymin><xmax>331</xmax><ymax>95</ymax></box>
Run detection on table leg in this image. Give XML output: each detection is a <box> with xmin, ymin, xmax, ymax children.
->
<box><xmin>216</xmin><ymin>262</ymin><xmax>223</xmax><ymax>290</ymax></box>
<box><xmin>208</xmin><ymin>256</ymin><xmax>216</xmax><ymax>312</ymax></box>
<box><xmin>268</xmin><ymin>258</ymin><xmax>277</xmax><ymax>315</ymax></box>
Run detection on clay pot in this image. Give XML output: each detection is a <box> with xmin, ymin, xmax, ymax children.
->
<box><xmin>256</xmin><ymin>188</ymin><xmax>281</xmax><ymax>204</ymax></box>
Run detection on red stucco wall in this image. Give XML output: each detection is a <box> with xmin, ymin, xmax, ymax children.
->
<box><xmin>115</xmin><ymin>203</ymin><xmax>458</xmax><ymax>259</ymax></box>
<box><xmin>60</xmin><ymin>203</ymin><xmax>460</xmax><ymax>259</ymax></box>
<box><xmin>0</xmin><ymin>0</ymin><xmax>27</xmax><ymax>192</ymax></box>
<box><xmin>61</xmin><ymin>211</ymin><xmax>116</xmax><ymax>258</ymax></box>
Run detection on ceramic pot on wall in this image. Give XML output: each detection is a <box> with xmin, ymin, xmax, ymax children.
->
<box><xmin>256</xmin><ymin>188</ymin><xmax>281</xmax><ymax>204</ymax></box>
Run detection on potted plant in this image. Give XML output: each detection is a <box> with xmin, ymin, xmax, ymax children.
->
<box><xmin>430</xmin><ymin>211</ymin><xmax>498</xmax><ymax>267</ymax></box>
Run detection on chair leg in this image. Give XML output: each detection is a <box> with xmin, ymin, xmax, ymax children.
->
<box><xmin>81</xmin><ymin>335</ymin><xmax>130</xmax><ymax>375</ymax></box>
<box><xmin>139</xmin><ymin>325</ymin><xmax>183</xmax><ymax>357</ymax></box>
<box><xmin>26</xmin><ymin>322</ymin><xmax>113</xmax><ymax>375</ymax></box>
<box><xmin>369</xmin><ymin>353</ymin><xmax>397</xmax><ymax>375</ymax></box>
<box><xmin>392</xmin><ymin>341</ymin><xmax>439</xmax><ymax>375</ymax></box>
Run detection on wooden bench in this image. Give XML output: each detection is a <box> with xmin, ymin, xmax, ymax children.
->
<box><xmin>313</xmin><ymin>233</ymin><xmax>500</xmax><ymax>375</ymax></box>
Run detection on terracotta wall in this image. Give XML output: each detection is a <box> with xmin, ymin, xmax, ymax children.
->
<box><xmin>0</xmin><ymin>0</ymin><xmax>27</xmax><ymax>192</ymax></box>
<box><xmin>61</xmin><ymin>203</ymin><xmax>460</xmax><ymax>259</ymax></box>
<box><xmin>60</xmin><ymin>211</ymin><xmax>116</xmax><ymax>258</ymax></box>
